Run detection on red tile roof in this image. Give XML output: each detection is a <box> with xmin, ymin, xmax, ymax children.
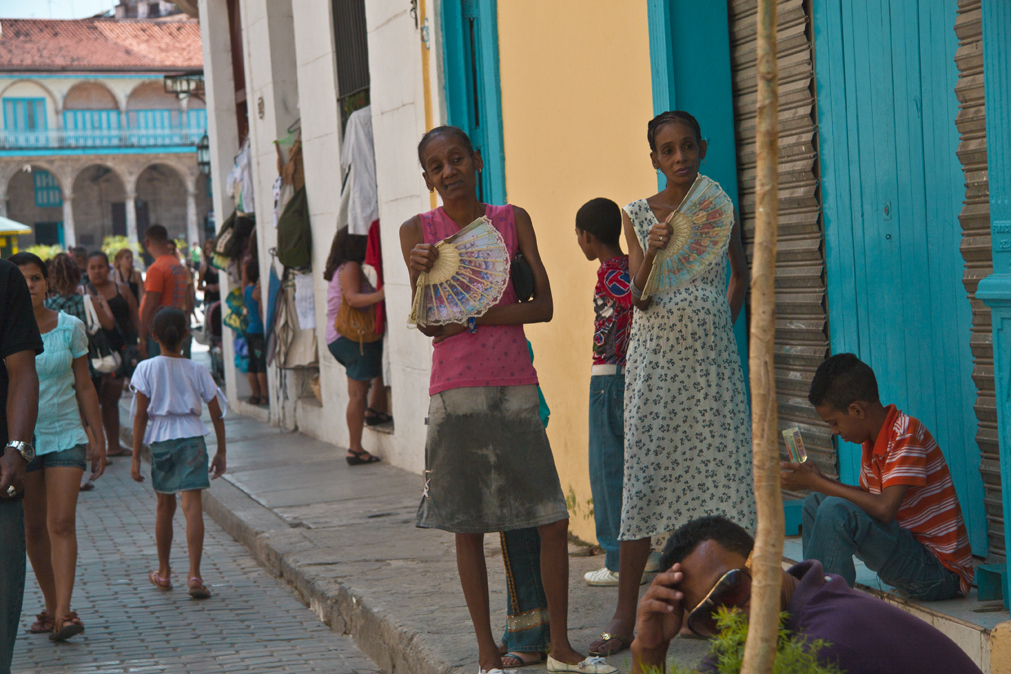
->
<box><xmin>0</xmin><ymin>18</ymin><xmax>203</xmax><ymax>73</ymax></box>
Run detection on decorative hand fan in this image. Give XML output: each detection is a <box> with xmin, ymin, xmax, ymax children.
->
<box><xmin>642</xmin><ymin>174</ymin><xmax>735</xmax><ymax>299</ymax></box>
<box><xmin>409</xmin><ymin>216</ymin><xmax>510</xmax><ymax>327</ymax></box>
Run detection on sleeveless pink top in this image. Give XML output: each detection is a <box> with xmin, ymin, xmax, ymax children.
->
<box><xmin>420</xmin><ymin>204</ymin><xmax>538</xmax><ymax>396</ymax></box>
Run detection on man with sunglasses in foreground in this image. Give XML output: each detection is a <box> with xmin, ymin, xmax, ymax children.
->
<box><xmin>630</xmin><ymin>516</ymin><xmax>981</xmax><ymax>673</ymax></box>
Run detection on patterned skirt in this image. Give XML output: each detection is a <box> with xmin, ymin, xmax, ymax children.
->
<box><xmin>416</xmin><ymin>385</ymin><xmax>568</xmax><ymax>534</ymax></box>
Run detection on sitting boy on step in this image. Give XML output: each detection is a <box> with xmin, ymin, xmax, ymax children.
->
<box><xmin>781</xmin><ymin>353</ymin><xmax>973</xmax><ymax>601</ymax></box>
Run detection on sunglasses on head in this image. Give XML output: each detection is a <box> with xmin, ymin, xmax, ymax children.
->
<box><xmin>684</xmin><ymin>553</ymin><xmax>753</xmax><ymax>638</ymax></box>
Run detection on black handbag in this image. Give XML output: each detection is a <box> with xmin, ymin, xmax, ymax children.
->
<box><xmin>511</xmin><ymin>253</ymin><xmax>534</xmax><ymax>302</ymax></box>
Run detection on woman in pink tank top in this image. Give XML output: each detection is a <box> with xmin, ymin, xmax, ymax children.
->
<box><xmin>399</xmin><ymin>126</ymin><xmax>615</xmax><ymax>674</ymax></box>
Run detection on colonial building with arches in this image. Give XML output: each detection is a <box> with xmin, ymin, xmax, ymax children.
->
<box><xmin>0</xmin><ymin>15</ymin><xmax>210</xmax><ymax>251</ymax></box>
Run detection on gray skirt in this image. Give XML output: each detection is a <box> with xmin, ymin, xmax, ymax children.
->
<box><xmin>416</xmin><ymin>385</ymin><xmax>569</xmax><ymax>534</ymax></box>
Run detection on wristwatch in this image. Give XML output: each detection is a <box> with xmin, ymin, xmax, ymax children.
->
<box><xmin>5</xmin><ymin>441</ymin><xmax>35</xmax><ymax>463</ymax></box>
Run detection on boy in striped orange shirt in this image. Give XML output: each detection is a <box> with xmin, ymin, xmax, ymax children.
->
<box><xmin>781</xmin><ymin>353</ymin><xmax>973</xmax><ymax>600</ymax></box>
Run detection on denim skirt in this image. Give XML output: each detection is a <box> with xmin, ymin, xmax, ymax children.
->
<box><xmin>149</xmin><ymin>436</ymin><xmax>210</xmax><ymax>494</ymax></box>
<box><xmin>416</xmin><ymin>385</ymin><xmax>568</xmax><ymax>534</ymax></box>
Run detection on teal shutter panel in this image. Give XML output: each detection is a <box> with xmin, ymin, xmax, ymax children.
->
<box><xmin>34</xmin><ymin>170</ymin><xmax>62</xmax><ymax>208</ymax></box>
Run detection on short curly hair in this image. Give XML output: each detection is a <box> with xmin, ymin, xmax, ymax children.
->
<box><xmin>808</xmin><ymin>353</ymin><xmax>880</xmax><ymax>409</ymax></box>
<box><xmin>658</xmin><ymin>516</ymin><xmax>754</xmax><ymax>572</ymax></box>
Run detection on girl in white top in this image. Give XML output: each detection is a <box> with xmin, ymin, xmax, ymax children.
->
<box><xmin>130</xmin><ymin>307</ymin><xmax>226</xmax><ymax>599</ymax></box>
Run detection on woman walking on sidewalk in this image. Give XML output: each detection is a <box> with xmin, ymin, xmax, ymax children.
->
<box><xmin>400</xmin><ymin>126</ymin><xmax>615</xmax><ymax>674</ymax></box>
<box><xmin>130</xmin><ymin>307</ymin><xmax>226</xmax><ymax>599</ymax></box>
<box><xmin>86</xmin><ymin>251</ymin><xmax>140</xmax><ymax>459</ymax></box>
<box><xmin>11</xmin><ymin>252</ymin><xmax>106</xmax><ymax>642</ymax></box>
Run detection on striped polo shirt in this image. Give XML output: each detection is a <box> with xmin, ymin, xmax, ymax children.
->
<box><xmin>860</xmin><ymin>405</ymin><xmax>974</xmax><ymax>594</ymax></box>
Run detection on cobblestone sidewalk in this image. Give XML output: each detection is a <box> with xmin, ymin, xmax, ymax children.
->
<box><xmin>11</xmin><ymin>455</ymin><xmax>380</xmax><ymax>674</ymax></box>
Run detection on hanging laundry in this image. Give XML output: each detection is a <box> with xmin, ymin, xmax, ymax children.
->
<box><xmin>365</xmin><ymin>219</ymin><xmax>385</xmax><ymax>334</ymax></box>
<box><xmin>339</xmin><ymin>106</ymin><xmax>378</xmax><ymax>236</ymax></box>
<box><xmin>226</xmin><ymin>137</ymin><xmax>255</xmax><ymax>214</ymax></box>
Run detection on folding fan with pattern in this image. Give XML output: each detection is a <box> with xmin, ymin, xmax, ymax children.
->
<box><xmin>642</xmin><ymin>174</ymin><xmax>735</xmax><ymax>299</ymax></box>
<box><xmin>409</xmin><ymin>216</ymin><xmax>510</xmax><ymax>327</ymax></box>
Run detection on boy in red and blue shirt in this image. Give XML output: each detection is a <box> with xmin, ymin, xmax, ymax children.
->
<box><xmin>783</xmin><ymin>353</ymin><xmax>973</xmax><ymax>600</ymax></box>
<box><xmin>576</xmin><ymin>198</ymin><xmax>632</xmax><ymax>587</ymax></box>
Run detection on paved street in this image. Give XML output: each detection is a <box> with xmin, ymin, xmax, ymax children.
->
<box><xmin>10</xmin><ymin>454</ymin><xmax>381</xmax><ymax>674</ymax></box>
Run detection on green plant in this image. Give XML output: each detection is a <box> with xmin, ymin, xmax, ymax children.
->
<box><xmin>24</xmin><ymin>244</ymin><xmax>63</xmax><ymax>261</ymax></box>
<box><xmin>643</xmin><ymin>609</ymin><xmax>843</xmax><ymax>674</ymax></box>
<box><xmin>101</xmin><ymin>235</ymin><xmax>143</xmax><ymax>260</ymax></box>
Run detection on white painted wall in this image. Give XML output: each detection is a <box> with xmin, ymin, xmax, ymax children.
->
<box><xmin>365</xmin><ymin>0</ymin><xmax>444</xmax><ymax>473</ymax></box>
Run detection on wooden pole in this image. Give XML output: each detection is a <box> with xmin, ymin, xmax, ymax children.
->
<box><xmin>740</xmin><ymin>0</ymin><xmax>782</xmax><ymax>672</ymax></box>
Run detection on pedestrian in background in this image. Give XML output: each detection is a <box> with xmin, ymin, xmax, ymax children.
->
<box><xmin>11</xmin><ymin>252</ymin><xmax>106</xmax><ymax>643</ymax></box>
<box><xmin>138</xmin><ymin>225</ymin><xmax>191</xmax><ymax>359</ymax></box>
<box><xmin>242</xmin><ymin>259</ymin><xmax>268</xmax><ymax>406</ymax></box>
<box><xmin>0</xmin><ymin>257</ymin><xmax>42</xmax><ymax>674</ymax></box>
<box><xmin>323</xmin><ymin>228</ymin><xmax>387</xmax><ymax>464</ymax></box>
<box><xmin>131</xmin><ymin>307</ymin><xmax>226</xmax><ymax>599</ymax></box>
<box><xmin>112</xmin><ymin>248</ymin><xmax>145</xmax><ymax>308</ymax></box>
<box><xmin>86</xmin><ymin>251</ymin><xmax>140</xmax><ymax>459</ymax></box>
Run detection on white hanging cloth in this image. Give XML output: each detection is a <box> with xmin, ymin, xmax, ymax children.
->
<box><xmin>227</xmin><ymin>137</ymin><xmax>255</xmax><ymax>214</ymax></box>
<box><xmin>339</xmin><ymin>105</ymin><xmax>378</xmax><ymax>235</ymax></box>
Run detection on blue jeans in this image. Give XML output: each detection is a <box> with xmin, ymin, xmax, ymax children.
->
<box><xmin>0</xmin><ymin>498</ymin><xmax>25</xmax><ymax>674</ymax></box>
<box><xmin>500</xmin><ymin>528</ymin><xmax>549</xmax><ymax>652</ymax></box>
<box><xmin>802</xmin><ymin>493</ymin><xmax>962</xmax><ymax>600</ymax></box>
<box><xmin>588</xmin><ymin>373</ymin><xmax>624</xmax><ymax>571</ymax></box>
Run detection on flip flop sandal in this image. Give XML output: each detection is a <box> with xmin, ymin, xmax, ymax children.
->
<box><xmin>188</xmin><ymin>577</ymin><xmax>212</xmax><ymax>599</ymax></box>
<box><xmin>79</xmin><ymin>480</ymin><xmax>95</xmax><ymax>492</ymax></box>
<box><xmin>148</xmin><ymin>570</ymin><xmax>172</xmax><ymax>590</ymax></box>
<box><xmin>29</xmin><ymin>610</ymin><xmax>53</xmax><ymax>634</ymax></box>
<box><xmin>346</xmin><ymin>449</ymin><xmax>382</xmax><ymax>466</ymax></box>
<box><xmin>49</xmin><ymin>612</ymin><xmax>84</xmax><ymax>642</ymax></box>
<box><xmin>364</xmin><ymin>408</ymin><xmax>393</xmax><ymax>427</ymax></box>
<box><xmin>588</xmin><ymin>632</ymin><xmax>631</xmax><ymax>656</ymax></box>
<box><xmin>501</xmin><ymin>652</ymin><xmax>544</xmax><ymax>669</ymax></box>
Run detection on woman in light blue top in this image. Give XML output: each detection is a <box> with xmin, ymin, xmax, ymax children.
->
<box><xmin>11</xmin><ymin>252</ymin><xmax>106</xmax><ymax>642</ymax></box>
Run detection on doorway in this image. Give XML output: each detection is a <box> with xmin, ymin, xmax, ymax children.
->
<box><xmin>814</xmin><ymin>0</ymin><xmax>986</xmax><ymax>553</ymax></box>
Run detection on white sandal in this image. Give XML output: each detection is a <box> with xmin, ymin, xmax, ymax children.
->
<box><xmin>546</xmin><ymin>654</ymin><xmax>618</xmax><ymax>674</ymax></box>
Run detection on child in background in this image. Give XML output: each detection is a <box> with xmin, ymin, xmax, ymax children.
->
<box><xmin>243</xmin><ymin>259</ymin><xmax>268</xmax><ymax>406</ymax></box>
<box><xmin>782</xmin><ymin>353</ymin><xmax>974</xmax><ymax>600</ymax></box>
<box><xmin>131</xmin><ymin>307</ymin><xmax>226</xmax><ymax>599</ymax></box>
<box><xmin>575</xmin><ymin>198</ymin><xmax>634</xmax><ymax>594</ymax></box>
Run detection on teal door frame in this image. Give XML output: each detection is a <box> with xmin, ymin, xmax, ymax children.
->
<box><xmin>646</xmin><ymin>0</ymin><xmax>749</xmax><ymax>388</ymax></box>
<box><xmin>440</xmin><ymin>0</ymin><xmax>506</xmax><ymax>205</ymax></box>
<box><xmin>975</xmin><ymin>0</ymin><xmax>1011</xmax><ymax>593</ymax></box>
<box><xmin>813</xmin><ymin>0</ymin><xmax>987</xmax><ymax>555</ymax></box>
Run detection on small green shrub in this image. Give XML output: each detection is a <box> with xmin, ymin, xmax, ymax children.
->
<box><xmin>101</xmin><ymin>235</ymin><xmax>142</xmax><ymax>260</ymax></box>
<box><xmin>24</xmin><ymin>244</ymin><xmax>63</xmax><ymax>261</ymax></box>
<box><xmin>643</xmin><ymin>608</ymin><xmax>844</xmax><ymax>674</ymax></box>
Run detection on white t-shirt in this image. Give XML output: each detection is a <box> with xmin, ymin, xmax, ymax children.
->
<box><xmin>130</xmin><ymin>356</ymin><xmax>226</xmax><ymax>444</ymax></box>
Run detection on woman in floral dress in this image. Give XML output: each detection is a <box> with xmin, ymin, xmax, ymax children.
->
<box><xmin>589</xmin><ymin>111</ymin><xmax>755</xmax><ymax>656</ymax></box>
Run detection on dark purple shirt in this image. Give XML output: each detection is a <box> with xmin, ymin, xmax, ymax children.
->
<box><xmin>701</xmin><ymin>560</ymin><xmax>981</xmax><ymax>673</ymax></box>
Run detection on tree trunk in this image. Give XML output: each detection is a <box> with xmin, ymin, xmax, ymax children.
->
<box><xmin>740</xmin><ymin>0</ymin><xmax>783</xmax><ymax>673</ymax></box>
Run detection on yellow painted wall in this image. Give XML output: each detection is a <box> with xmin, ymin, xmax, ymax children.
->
<box><xmin>497</xmin><ymin>2</ymin><xmax>656</xmax><ymax>544</ymax></box>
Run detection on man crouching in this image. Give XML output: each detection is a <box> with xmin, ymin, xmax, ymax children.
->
<box><xmin>630</xmin><ymin>516</ymin><xmax>981</xmax><ymax>674</ymax></box>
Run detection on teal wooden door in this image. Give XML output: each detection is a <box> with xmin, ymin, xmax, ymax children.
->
<box><xmin>440</xmin><ymin>0</ymin><xmax>505</xmax><ymax>205</ymax></box>
<box><xmin>815</xmin><ymin>0</ymin><xmax>987</xmax><ymax>554</ymax></box>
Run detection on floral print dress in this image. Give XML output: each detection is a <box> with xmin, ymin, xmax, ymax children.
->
<box><xmin>619</xmin><ymin>199</ymin><xmax>756</xmax><ymax>540</ymax></box>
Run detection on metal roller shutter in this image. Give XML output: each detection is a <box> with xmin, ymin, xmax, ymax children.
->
<box><xmin>727</xmin><ymin>0</ymin><xmax>833</xmax><ymax>493</ymax></box>
<box><xmin>954</xmin><ymin>0</ymin><xmax>1000</xmax><ymax>560</ymax></box>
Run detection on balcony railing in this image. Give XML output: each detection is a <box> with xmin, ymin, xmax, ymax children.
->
<box><xmin>0</xmin><ymin>126</ymin><xmax>207</xmax><ymax>150</ymax></box>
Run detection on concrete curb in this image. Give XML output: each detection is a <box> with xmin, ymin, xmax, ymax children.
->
<box><xmin>120</xmin><ymin>423</ymin><xmax>449</xmax><ymax>674</ymax></box>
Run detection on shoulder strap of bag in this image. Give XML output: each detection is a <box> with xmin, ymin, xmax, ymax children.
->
<box><xmin>82</xmin><ymin>293</ymin><xmax>100</xmax><ymax>335</ymax></box>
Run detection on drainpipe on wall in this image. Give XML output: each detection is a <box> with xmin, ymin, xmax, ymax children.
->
<box><xmin>974</xmin><ymin>0</ymin><xmax>1011</xmax><ymax>610</ymax></box>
